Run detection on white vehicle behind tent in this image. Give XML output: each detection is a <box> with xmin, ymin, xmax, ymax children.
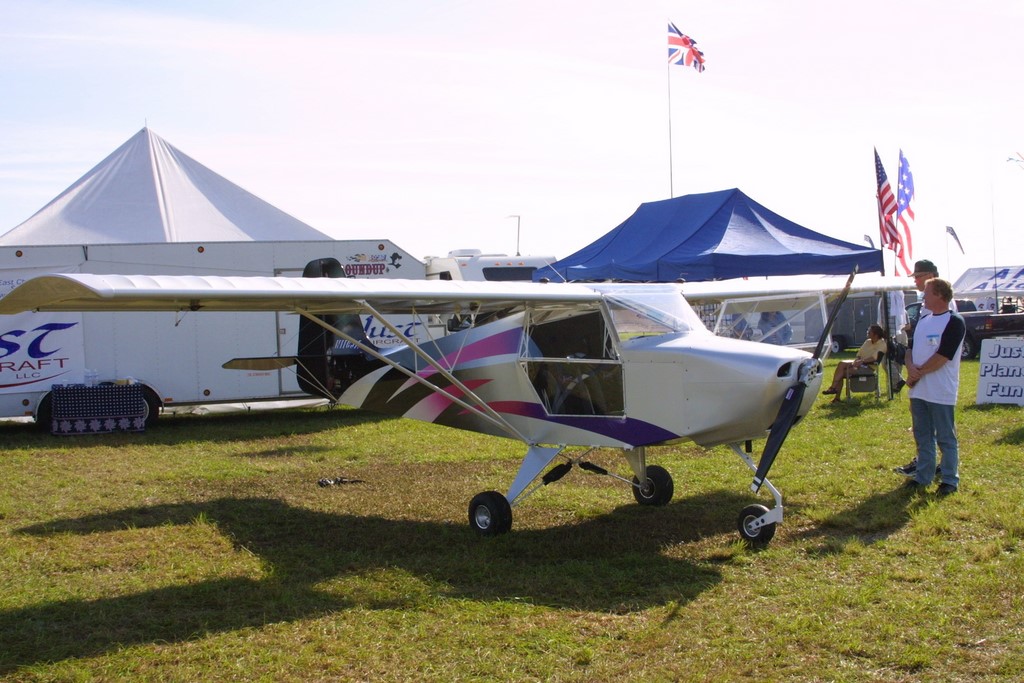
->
<box><xmin>424</xmin><ymin>249</ymin><xmax>557</xmax><ymax>282</ymax></box>
<box><xmin>0</xmin><ymin>240</ymin><xmax>423</xmax><ymax>425</ymax></box>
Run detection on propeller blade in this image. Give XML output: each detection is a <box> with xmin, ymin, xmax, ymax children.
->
<box><xmin>812</xmin><ymin>267</ymin><xmax>858</xmax><ymax>359</ymax></box>
<box><xmin>751</xmin><ymin>268</ymin><xmax>858</xmax><ymax>492</ymax></box>
<box><xmin>752</xmin><ymin>380</ymin><xmax>807</xmax><ymax>492</ymax></box>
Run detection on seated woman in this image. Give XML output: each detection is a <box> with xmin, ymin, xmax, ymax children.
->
<box><xmin>822</xmin><ymin>324</ymin><xmax>887</xmax><ymax>403</ymax></box>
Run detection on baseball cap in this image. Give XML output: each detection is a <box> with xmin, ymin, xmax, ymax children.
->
<box><xmin>910</xmin><ymin>259</ymin><xmax>938</xmax><ymax>277</ymax></box>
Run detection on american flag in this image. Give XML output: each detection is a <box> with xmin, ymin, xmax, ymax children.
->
<box><xmin>874</xmin><ymin>148</ymin><xmax>909</xmax><ymax>274</ymax></box>
<box><xmin>668</xmin><ymin>22</ymin><xmax>705</xmax><ymax>72</ymax></box>
<box><xmin>896</xmin><ymin>150</ymin><xmax>915</xmax><ymax>274</ymax></box>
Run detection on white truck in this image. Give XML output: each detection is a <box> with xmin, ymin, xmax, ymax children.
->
<box><xmin>0</xmin><ymin>240</ymin><xmax>424</xmax><ymax>425</ymax></box>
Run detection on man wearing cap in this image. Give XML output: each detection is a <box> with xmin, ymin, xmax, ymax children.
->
<box><xmin>894</xmin><ymin>259</ymin><xmax>957</xmax><ymax>478</ymax></box>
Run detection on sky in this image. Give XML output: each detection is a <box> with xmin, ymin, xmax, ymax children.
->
<box><xmin>1</xmin><ymin>0</ymin><xmax>1023</xmax><ymax>281</ymax></box>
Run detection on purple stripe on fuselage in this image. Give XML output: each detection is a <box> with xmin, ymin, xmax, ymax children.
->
<box><xmin>487</xmin><ymin>401</ymin><xmax>678</xmax><ymax>446</ymax></box>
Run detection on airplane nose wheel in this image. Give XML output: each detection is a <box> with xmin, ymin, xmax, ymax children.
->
<box><xmin>468</xmin><ymin>491</ymin><xmax>513</xmax><ymax>536</ymax></box>
<box><xmin>631</xmin><ymin>465</ymin><xmax>674</xmax><ymax>506</ymax></box>
<box><xmin>737</xmin><ymin>503</ymin><xmax>776</xmax><ymax>545</ymax></box>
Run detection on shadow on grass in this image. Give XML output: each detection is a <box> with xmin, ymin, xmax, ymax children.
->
<box><xmin>794</xmin><ymin>483</ymin><xmax>932</xmax><ymax>554</ymax></box>
<box><xmin>995</xmin><ymin>425</ymin><xmax>1024</xmax><ymax>446</ymax></box>
<box><xmin>2</xmin><ymin>492</ymin><xmax>742</xmax><ymax>672</ymax></box>
<box><xmin>0</xmin><ymin>405</ymin><xmax>395</xmax><ymax>449</ymax></box>
<box><xmin>816</xmin><ymin>396</ymin><xmax>896</xmax><ymax>419</ymax></box>
<box><xmin>962</xmin><ymin>402</ymin><xmax>1024</xmax><ymax>445</ymax></box>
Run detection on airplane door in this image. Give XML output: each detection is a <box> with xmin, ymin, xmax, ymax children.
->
<box><xmin>523</xmin><ymin>309</ymin><xmax>624</xmax><ymax>416</ymax></box>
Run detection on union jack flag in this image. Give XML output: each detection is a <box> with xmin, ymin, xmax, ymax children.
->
<box><xmin>668</xmin><ymin>22</ymin><xmax>705</xmax><ymax>72</ymax></box>
<box><xmin>896</xmin><ymin>149</ymin><xmax>915</xmax><ymax>274</ymax></box>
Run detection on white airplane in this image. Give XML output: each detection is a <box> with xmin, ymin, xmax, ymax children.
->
<box><xmin>0</xmin><ymin>263</ymin><xmax>865</xmax><ymax>545</ymax></box>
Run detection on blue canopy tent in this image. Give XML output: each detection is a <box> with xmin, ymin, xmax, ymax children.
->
<box><xmin>534</xmin><ymin>189</ymin><xmax>882</xmax><ymax>282</ymax></box>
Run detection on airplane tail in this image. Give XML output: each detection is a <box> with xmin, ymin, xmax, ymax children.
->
<box><xmin>295</xmin><ymin>258</ymin><xmax>381</xmax><ymax>399</ymax></box>
<box><xmin>220</xmin><ymin>258</ymin><xmax>382</xmax><ymax>400</ymax></box>
<box><xmin>296</xmin><ymin>259</ymin><xmax>346</xmax><ymax>398</ymax></box>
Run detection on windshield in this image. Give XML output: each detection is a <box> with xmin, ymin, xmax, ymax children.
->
<box><xmin>593</xmin><ymin>283</ymin><xmax>709</xmax><ymax>337</ymax></box>
<box><xmin>713</xmin><ymin>292</ymin><xmax>827</xmax><ymax>349</ymax></box>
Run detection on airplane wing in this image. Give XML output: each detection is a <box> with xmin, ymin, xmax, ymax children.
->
<box><xmin>0</xmin><ymin>272</ymin><xmax>914</xmax><ymax>316</ymax></box>
<box><xmin>0</xmin><ymin>273</ymin><xmax>606</xmax><ymax>316</ymax></box>
<box><xmin>680</xmin><ymin>273</ymin><xmax>911</xmax><ymax>304</ymax></box>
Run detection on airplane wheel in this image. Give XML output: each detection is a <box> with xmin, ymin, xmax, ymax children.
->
<box><xmin>468</xmin><ymin>491</ymin><xmax>512</xmax><ymax>536</ymax></box>
<box><xmin>632</xmin><ymin>465</ymin><xmax>673</xmax><ymax>506</ymax></box>
<box><xmin>737</xmin><ymin>504</ymin><xmax>776</xmax><ymax>546</ymax></box>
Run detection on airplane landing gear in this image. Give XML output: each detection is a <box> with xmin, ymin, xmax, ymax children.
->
<box><xmin>729</xmin><ymin>443</ymin><xmax>784</xmax><ymax>546</ymax></box>
<box><xmin>468</xmin><ymin>490</ymin><xmax>512</xmax><ymax>536</ymax></box>
<box><xmin>737</xmin><ymin>503</ymin><xmax>777</xmax><ymax>546</ymax></box>
<box><xmin>631</xmin><ymin>464</ymin><xmax>674</xmax><ymax>506</ymax></box>
<box><xmin>468</xmin><ymin>448</ymin><xmax>676</xmax><ymax>536</ymax></box>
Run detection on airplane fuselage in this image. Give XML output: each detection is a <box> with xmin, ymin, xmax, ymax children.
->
<box><xmin>330</xmin><ymin>286</ymin><xmax>822</xmax><ymax>450</ymax></box>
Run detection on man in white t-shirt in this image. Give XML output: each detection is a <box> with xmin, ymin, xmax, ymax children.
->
<box><xmin>893</xmin><ymin>259</ymin><xmax>957</xmax><ymax>476</ymax></box>
<box><xmin>902</xmin><ymin>278</ymin><xmax>966</xmax><ymax>495</ymax></box>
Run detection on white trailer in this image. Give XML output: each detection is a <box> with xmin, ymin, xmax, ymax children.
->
<box><xmin>0</xmin><ymin>240</ymin><xmax>424</xmax><ymax>424</ymax></box>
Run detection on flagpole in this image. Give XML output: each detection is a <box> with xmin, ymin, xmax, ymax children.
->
<box><xmin>874</xmin><ymin>146</ymin><xmax>902</xmax><ymax>279</ymax></box>
<box><xmin>876</xmin><ymin>213</ymin><xmax>885</xmax><ymax>277</ymax></box>
<box><xmin>876</xmin><ymin>147</ymin><xmax>885</xmax><ymax>277</ymax></box>
<box><xmin>665</xmin><ymin>21</ymin><xmax>705</xmax><ymax>198</ymax></box>
<box><xmin>880</xmin><ymin>230</ymin><xmax>887</xmax><ymax>278</ymax></box>
<box><xmin>991</xmin><ymin>176</ymin><xmax>1000</xmax><ymax>305</ymax></box>
<box><xmin>945</xmin><ymin>231</ymin><xmax>950</xmax><ymax>277</ymax></box>
<box><xmin>666</xmin><ymin>55</ymin><xmax>674</xmax><ymax>197</ymax></box>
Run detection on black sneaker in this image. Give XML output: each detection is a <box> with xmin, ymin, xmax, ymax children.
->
<box><xmin>893</xmin><ymin>459</ymin><xmax>917</xmax><ymax>476</ymax></box>
<box><xmin>937</xmin><ymin>483</ymin><xmax>958</xmax><ymax>496</ymax></box>
<box><xmin>902</xmin><ymin>479</ymin><xmax>926</xmax><ymax>491</ymax></box>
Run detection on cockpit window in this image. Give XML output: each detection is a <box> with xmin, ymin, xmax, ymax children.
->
<box><xmin>524</xmin><ymin>309</ymin><xmax>615</xmax><ymax>360</ymax></box>
<box><xmin>522</xmin><ymin>306</ymin><xmax>623</xmax><ymax>416</ymax></box>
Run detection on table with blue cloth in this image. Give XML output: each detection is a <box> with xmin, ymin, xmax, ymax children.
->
<box><xmin>50</xmin><ymin>384</ymin><xmax>147</xmax><ymax>435</ymax></box>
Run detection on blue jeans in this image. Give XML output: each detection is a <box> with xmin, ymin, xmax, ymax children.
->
<box><xmin>910</xmin><ymin>398</ymin><xmax>959</xmax><ymax>487</ymax></box>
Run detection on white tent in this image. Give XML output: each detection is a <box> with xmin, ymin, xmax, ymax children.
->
<box><xmin>0</xmin><ymin>128</ymin><xmax>332</xmax><ymax>245</ymax></box>
<box><xmin>952</xmin><ymin>266</ymin><xmax>1024</xmax><ymax>298</ymax></box>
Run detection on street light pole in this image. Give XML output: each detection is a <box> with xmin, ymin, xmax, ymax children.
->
<box><xmin>507</xmin><ymin>215</ymin><xmax>521</xmax><ymax>256</ymax></box>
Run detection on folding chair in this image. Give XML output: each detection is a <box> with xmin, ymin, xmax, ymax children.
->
<box><xmin>845</xmin><ymin>351</ymin><xmax>884</xmax><ymax>401</ymax></box>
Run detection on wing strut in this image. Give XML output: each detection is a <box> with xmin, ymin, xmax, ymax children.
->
<box><xmin>296</xmin><ymin>307</ymin><xmax>530</xmax><ymax>443</ymax></box>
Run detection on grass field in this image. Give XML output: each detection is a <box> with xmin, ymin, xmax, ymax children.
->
<box><xmin>1</xmin><ymin>356</ymin><xmax>1023</xmax><ymax>681</ymax></box>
